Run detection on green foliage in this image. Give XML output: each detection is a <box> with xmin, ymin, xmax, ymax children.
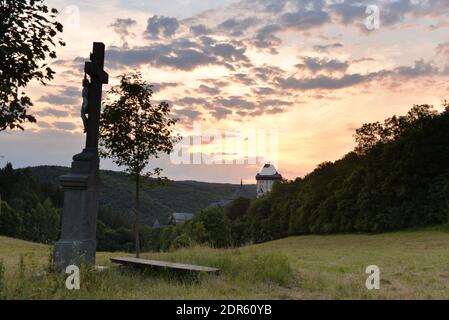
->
<box><xmin>354</xmin><ymin>104</ymin><xmax>437</xmax><ymax>155</ymax></box>
<box><xmin>0</xmin><ymin>0</ymin><xmax>65</xmax><ymax>131</ymax></box>
<box><xmin>100</xmin><ymin>72</ymin><xmax>180</xmax><ymax>176</ymax></box>
<box><xmin>226</xmin><ymin>197</ymin><xmax>250</xmax><ymax>220</ymax></box>
<box><xmin>171</xmin><ymin>233</ymin><xmax>193</xmax><ymax>250</ymax></box>
<box><xmin>0</xmin><ymin>201</ymin><xmax>23</xmax><ymax>237</ymax></box>
<box><xmin>260</xmin><ymin>103</ymin><xmax>449</xmax><ymax>237</ymax></box>
<box><xmin>0</xmin><ymin>163</ymin><xmax>254</xmax><ymax>251</ymax></box>
<box><xmin>191</xmin><ymin>208</ymin><xmax>232</xmax><ymax>248</ymax></box>
<box><xmin>154</xmin><ymin>103</ymin><xmax>449</xmax><ymax>248</ymax></box>
<box><xmin>0</xmin><ymin>163</ymin><xmax>61</xmax><ymax>244</ymax></box>
<box><xmin>30</xmin><ymin>165</ymin><xmax>251</xmax><ymax>226</ymax></box>
<box><xmin>100</xmin><ymin>71</ymin><xmax>180</xmax><ymax>257</ymax></box>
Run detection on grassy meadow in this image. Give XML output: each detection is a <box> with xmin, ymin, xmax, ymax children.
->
<box><xmin>1</xmin><ymin>227</ymin><xmax>449</xmax><ymax>299</ymax></box>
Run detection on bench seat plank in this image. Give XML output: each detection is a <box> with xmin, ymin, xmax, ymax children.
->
<box><xmin>110</xmin><ymin>257</ymin><xmax>221</xmax><ymax>274</ymax></box>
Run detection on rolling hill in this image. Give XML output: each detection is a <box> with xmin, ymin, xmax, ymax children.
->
<box><xmin>28</xmin><ymin>165</ymin><xmax>256</xmax><ymax>226</ymax></box>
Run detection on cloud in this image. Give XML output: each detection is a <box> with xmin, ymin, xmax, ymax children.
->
<box><xmin>215</xmin><ymin>96</ymin><xmax>257</xmax><ymax>110</ymax></box>
<box><xmin>107</xmin><ymin>44</ymin><xmax>215</xmax><ymax>71</ymax></box>
<box><xmin>109</xmin><ymin>18</ymin><xmax>137</xmax><ymax>45</ymax></box>
<box><xmin>197</xmin><ymin>84</ymin><xmax>220</xmax><ymax>95</ymax></box>
<box><xmin>296</xmin><ymin>57</ymin><xmax>349</xmax><ymax>73</ymax></box>
<box><xmin>145</xmin><ymin>15</ymin><xmax>179</xmax><ymax>39</ymax></box>
<box><xmin>253</xmin><ymin>24</ymin><xmax>282</xmax><ymax>50</ymax></box>
<box><xmin>393</xmin><ymin>59</ymin><xmax>438</xmax><ymax>77</ymax></box>
<box><xmin>200</xmin><ymin>78</ymin><xmax>230</xmax><ymax>88</ymax></box>
<box><xmin>312</xmin><ymin>43</ymin><xmax>343</xmax><ymax>53</ymax></box>
<box><xmin>210</xmin><ymin>106</ymin><xmax>232</xmax><ymax>119</ymax></box>
<box><xmin>38</xmin><ymin>93</ymin><xmax>79</xmax><ymax>106</ymax></box>
<box><xmin>152</xmin><ymin>82</ymin><xmax>180</xmax><ymax>93</ymax></box>
<box><xmin>190</xmin><ymin>24</ymin><xmax>212</xmax><ymax>36</ymax></box>
<box><xmin>427</xmin><ymin>21</ymin><xmax>449</xmax><ymax>31</ymax></box>
<box><xmin>328</xmin><ymin>1</ymin><xmax>367</xmax><ymax>25</ymax></box>
<box><xmin>107</xmin><ymin>37</ymin><xmax>249</xmax><ymax>71</ymax></box>
<box><xmin>36</xmin><ymin>107</ymin><xmax>70</xmax><ymax>118</ymax></box>
<box><xmin>281</xmin><ymin>6</ymin><xmax>330</xmax><ymax>31</ymax></box>
<box><xmin>217</xmin><ymin>17</ymin><xmax>260</xmax><ymax>36</ymax></box>
<box><xmin>258</xmin><ymin>99</ymin><xmax>293</xmax><ymax>107</ymax></box>
<box><xmin>329</xmin><ymin>0</ymin><xmax>449</xmax><ymax>29</ymax></box>
<box><xmin>175</xmin><ymin>97</ymin><xmax>210</xmax><ymax>106</ymax></box>
<box><xmin>277</xmin><ymin>73</ymin><xmax>370</xmax><ymax>90</ymax></box>
<box><xmin>277</xmin><ymin>60</ymin><xmax>440</xmax><ymax>91</ymax></box>
<box><xmin>174</xmin><ymin>108</ymin><xmax>203</xmax><ymax>121</ymax></box>
<box><xmin>207</xmin><ymin>42</ymin><xmax>249</xmax><ymax>63</ymax></box>
<box><xmin>252</xmin><ymin>87</ymin><xmax>276</xmax><ymax>95</ymax></box>
<box><xmin>436</xmin><ymin>42</ymin><xmax>449</xmax><ymax>57</ymax></box>
<box><xmin>37</xmin><ymin>86</ymin><xmax>81</xmax><ymax>119</ymax></box>
<box><xmin>53</xmin><ymin>121</ymin><xmax>78</xmax><ymax>131</ymax></box>
<box><xmin>252</xmin><ymin>65</ymin><xmax>285</xmax><ymax>81</ymax></box>
<box><xmin>36</xmin><ymin>121</ymin><xmax>52</xmax><ymax>129</ymax></box>
<box><xmin>230</xmin><ymin>73</ymin><xmax>256</xmax><ymax>85</ymax></box>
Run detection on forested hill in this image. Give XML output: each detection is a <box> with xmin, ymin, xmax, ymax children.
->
<box><xmin>152</xmin><ymin>103</ymin><xmax>449</xmax><ymax>252</ymax></box>
<box><xmin>27</xmin><ymin>166</ymin><xmax>256</xmax><ymax>225</ymax></box>
<box><xmin>244</xmin><ymin>103</ymin><xmax>449</xmax><ymax>243</ymax></box>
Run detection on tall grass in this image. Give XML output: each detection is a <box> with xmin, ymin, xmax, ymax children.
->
<box><xmin>140</xmin><ymin>245</ymin><xmax>291</xmax><ymax>285</ymax></box>
<box><xmin>0</xmin><ymin>244</ymin><xmax>292</xmax><ymax>300</ymax></box>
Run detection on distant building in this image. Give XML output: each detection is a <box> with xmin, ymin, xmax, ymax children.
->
<box><xmin>169</xmin><ymin>212</ymin><xmax>194</xmax><ymax>225</ymax></box>
<box><xmin>152</xmin><ymin>219</ymin><xmax>161</xmax><ymax>229</ymax></box>
<box><xmin>256</xmin><ymin>164</ymin><xmax>282</xmax><ymax>198</ymax></box>
<box><xmin>209</xmin><ymin>179</ymin><xmax>255</xmax><ymax>208</ymax></box>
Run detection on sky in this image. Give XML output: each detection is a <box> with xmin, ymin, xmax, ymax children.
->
<box><xmin>1</xmin><ymin>0</ymin><xmax>448</xmax><ymax>183</ymax></box>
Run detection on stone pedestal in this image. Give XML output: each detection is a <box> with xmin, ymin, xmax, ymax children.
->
<box><xmin>54</xmin><ymin>149</ymin><xmax>99</xmax><ymax>272</ymax></box>
<box><xmin>53</xmin><ymin>42</ymin><xmax>108</xmax><ymax>272</ymax></box>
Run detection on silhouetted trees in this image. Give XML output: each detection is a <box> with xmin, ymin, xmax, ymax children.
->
<box><xmin>149</xmin><ymin>102</ymin><xmax>449</xmax><ymax>250</ymax></box>
<box><xmin>0</xmin><ymin>164</ymin><xmax>60</xmax><ymax>243</ymax></box>
<box><xmin>0</xmin><ymin>0</ymin><xmax>65</xmax><ymax>131</ymax></box>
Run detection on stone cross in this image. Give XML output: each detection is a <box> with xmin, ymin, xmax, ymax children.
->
<box><xmin>76</xmin><ymin>42</ymin><xmax>109</xmax><ymax>160</ymax></box>
<box><xmin>85</xmin><ymin>43</ymin><xmax>108</xmax><ymax>152</ymax></box>
<box><xmin>54</xmin><ymin>42</ymin><xmax>108</xmax><ymax>272</ymax></box>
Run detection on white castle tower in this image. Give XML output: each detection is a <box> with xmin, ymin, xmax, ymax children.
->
<box><xmin>256</xmin><ymin>164</ymin><xmax>282</xmax><ymax>198</ymax></box>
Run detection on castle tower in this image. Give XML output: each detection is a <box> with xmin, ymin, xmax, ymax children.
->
<box><xmin>256</xmin><ymin>164</ymin><xmax>282</xmax><ymax>198</ymax></box>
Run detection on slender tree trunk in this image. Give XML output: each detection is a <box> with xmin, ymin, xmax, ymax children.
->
<box><xmin>134</xmin><ymin>174</ymin><xmax>140</xmax><ymax>258</ymax></box>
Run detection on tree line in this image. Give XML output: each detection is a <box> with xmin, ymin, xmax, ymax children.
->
<box><xmin>147</xmin><ymin>103</ymin><xmax>449</xmax><ymax>250</ymax></box>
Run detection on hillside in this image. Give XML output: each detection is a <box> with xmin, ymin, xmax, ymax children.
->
<box><xmin>28</xmin><ymin>165</ymin><xmax>256</xmax><ymax>225</ymax></box>
<box><xmin>2</xmin><ymin>228</ymin><xmax>449</xmax><ymax>299</ymax></box>
<box><xmin>221</xmin><ymin>104</ymin><xmax>449</xmax><ymax>246</ymax></box>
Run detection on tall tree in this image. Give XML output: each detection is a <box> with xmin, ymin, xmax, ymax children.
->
<box><xmin>0</xmin><ymin>0</ymin><xmax>65</xmax><ymax>131</ymax></box>
<box><xmin>100</xmin><ymin>72</ymin><xmax>180</xmax><ymax>257</ymax></box>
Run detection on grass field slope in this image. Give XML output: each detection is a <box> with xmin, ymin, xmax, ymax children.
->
<box><xmin>1</xmin><ymin>228</ymin><xmax>449</xmax><ymax>299</ymax></box>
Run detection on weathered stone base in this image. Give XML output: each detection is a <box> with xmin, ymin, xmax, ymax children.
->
<box><xmin>54</xmin><ymin>239</ymin><xmax>96</xmax><ymax>272</ymax></box>
<box><xmin>53</xmin><ymin>148</ymin><xmax>100</xmax><ymax>273</ymax></box>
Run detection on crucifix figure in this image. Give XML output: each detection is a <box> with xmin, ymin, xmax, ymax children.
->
<box><xmin>75</xmin><ymin>42</ymin><xmax>109</xmax><ymax>160</ymax></box>
<box><xmin>81</xmin><ymin>75</ymin><xmax>90</xmax><ymax>133</ymax></box>
<box><xmin>54</xmin><ymin>42</ymin><xmax>109</xmax><ymax>272</ymax></box>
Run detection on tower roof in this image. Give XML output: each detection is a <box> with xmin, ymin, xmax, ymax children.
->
<box><xmin>256</xmin><ymin>164</ymin><xmax>282</xmax><ymax>180</ymax></box>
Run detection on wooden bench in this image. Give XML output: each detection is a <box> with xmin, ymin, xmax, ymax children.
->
<box><xmin>110</xmin><ymin>257</ymin><xmax>221</xmax><ymax>275</ymax></box>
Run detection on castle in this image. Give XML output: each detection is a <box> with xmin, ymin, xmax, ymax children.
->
<box><xmin>256</xmin><ymin>164</ymin><xmax>282</xmax><ymax>198</ymax></box>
